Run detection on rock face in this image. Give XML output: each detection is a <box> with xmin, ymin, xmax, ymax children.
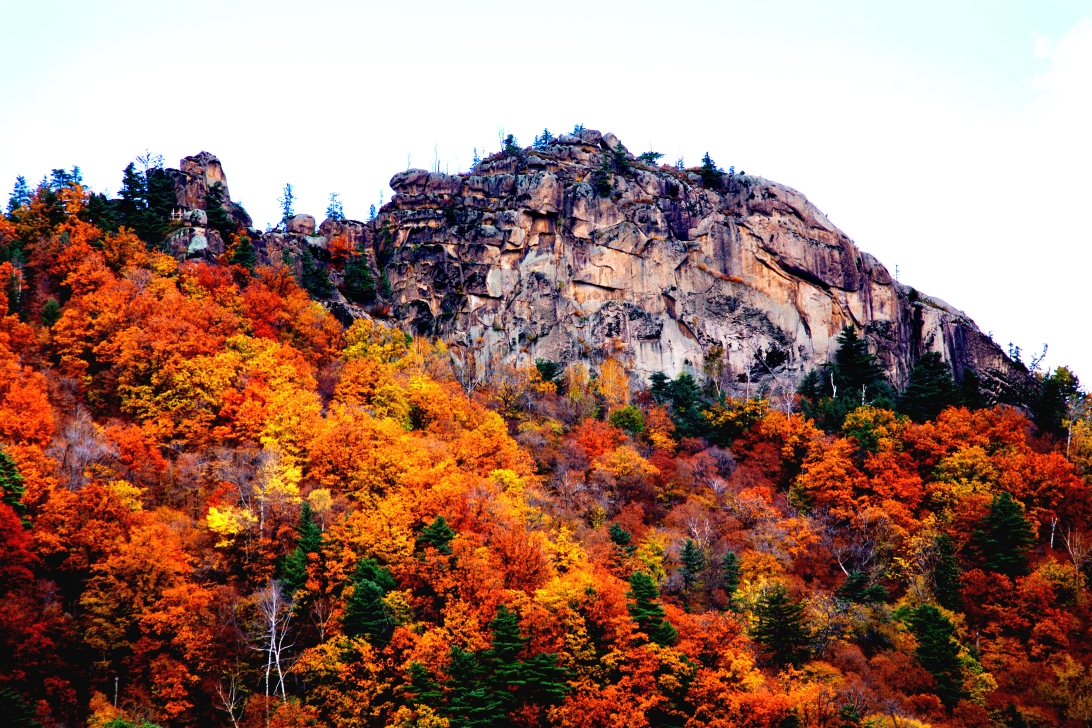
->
<box><xmin>166</xmin><ymin>138</ymin><xmax>1027</xmax><ymax>398</ymax></box>
<box><xmin>165</xmin><ymin>152</ymin><xmax>252</xmax><ymax>229</ymax></box>
<box><xmin>368</xmin><ymin>131</ymin><xmax>1023</xmax><ymax>396</ymax></box>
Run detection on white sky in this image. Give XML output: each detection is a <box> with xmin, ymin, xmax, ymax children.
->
<box><xmin>2</xmin><ymin>1</ymin><xmax>1090</xmax><ymax>377</ymax></box>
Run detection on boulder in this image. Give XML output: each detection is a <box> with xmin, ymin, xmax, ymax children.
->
<box><xmin>287</xmin><ymin>214</ymin><xmax>316</xmax><ymax>235</ymax></box>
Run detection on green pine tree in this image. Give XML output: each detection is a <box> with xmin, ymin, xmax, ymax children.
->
<box><xmin>343</xmin><ymin>252</ymin><xmax>377</xmax><ymax>304</ymax></box>
<box><xmin>40</xmin><ymin>298</ymin><xmax>61</xmax><ymax>328</ymax></box>
<box><xmin>205</xmin><ymin>182</ymin><xmax>234</xmax><ymax>238</ymax></box>
<box><xmin>405</xmin><ymin>662</ymin><xmax>444</xmax><ymax>708</ymax></box>
<box><xmin>627</xmin><ymin>571</ymin><xmax>678</xmax><ymax>646</ymax></box>
<box><xmin>978</xmin><ymin>492</ymin><xmax>1035</xmax><ymax>578</ymax></box>
<box><xmin>898</xmin><ymin>352</ymin><xmax>960</xmax><ymax>423</ymax></box>
<box><xmin>418</xmin><ymin>515</ymin><xmax>457</xmax><ymax>554</ymax></box>
<box><xmin>279</xmin><ymin>503</ymin><xmax>324</xmax><ymax>596</ymax></box>
<box><xmin>751</xmin><ymin>584</ymin><xmax>810</xmax><ymax>667</ymax></box>
<box><xmin>721</xmin><ymin>551</ymin><xmax>741</xmax><ymax>604</ymax></box>
<box><xmin>230</xmin><ymin>233</ymin><xmax>257</xmax><ymax>271</ymax></box>
<box><xmin>957</xmin><ymin>369</ymin><xmax>986</xmax><ymax>410</ymax></box>
<box><xmin>908</xmin><ymin>604</ymin><xmax>964</xmax><ymax>707</ymax></box>
<box><xmin>343</xmin><ymin>557</ymin><xmax>398</xmax><ymax>645</ymax></box>
<box><xmin>0</xmin><ymin>448</ymin><xmax>27</xmax><ymax>523</ymax></box>
<box><xmin>798</xmin><ymin>326</ymin><xmax>894</xmax><ymax>431</ymax></box>
<box><xmin>836</xmin><ymin>572</ymin><xmax>887</xmax><ymax>604</ymax></box>
<box><xmin>700</xmin><ymin>152</ymin><xmax>723</xmax><ymax>187</ymax></box>
<box><xmin>932</xmin><ymin>533</ymin><xmax>962</xmax><ymax>611</ymax></box>
<box><xmin>445</xmin><ymin>647</ymin><xmax>501</xmax><ymax>728</ymax></box>
<box><xmin>679</xmin><ymin>539</ymin><xmax>707</xmax><ymax>609</ymax></box>
<box><xmin>648</xmin><ymin>371</ymin><xmax>710</xmax><ymax>439</ymax></box>
<box><xmin>300</xmin><ymin>248</ymin><xmax>333</xmax><ymax>299</ymax></box>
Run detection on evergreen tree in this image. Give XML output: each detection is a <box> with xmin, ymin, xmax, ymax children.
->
<box><xmin>591</xmin><ymin>155</ymin><xmax>613</xmax><ymax>197</ymax></box>
<box><xmin>721</xmin><ymin>551</ymin><xmax>741</xmax><ymax>602</ymax></box>
<box><xmin>627</xmin><ymin>571</ymin><xmax>678</xmax><ymax>646</ymax></box>
<box><xmin>326</xmin><ymin>192</ymin><xmax>344</xmax><ymax>221</ymax></box>
<box><xmin>279</xmin><ymin>502</ymin><xmax>323</xmax><ymax>597</ymax></box>
<box><xmin>1035</xmin><ymin>366</ymin><xmax>1082</xmax><ymax>438</ymax></box>
<box><xmin>0</xmin><ymin>687</ymin><xmax>41</xmax><ymax>728</ymax></box>
<box><xmin>836</xmin><ymin>572</ymin><xmax>887</xmax><ymax>604</ymax></box>
<box><xmin>534</xmin><ymin>359</ymin><xmax>564</xmax><ymax>390</ymax></box>
<box><xmin>442</xmin><ymin>606</ymin><xmax>568</xmax><ymax>728</ymax></box>
<box><xmin>278</xmin><ymin>183</ymin><xmax>295</xmax><ymax>227</ymax></box>
<box><xmin>898</xmin><ymin>352</ymin><xmax>960</xmax><ymax>422</ymax></box>
<box><xmin>0</xmin><ymin>448</ymin><xmax>27</xmax><ymax>523</ymax></box>
<box><xmin>116</xmin><ymin>162</ymin><xmax>147</xmax><ymax>228</ymax></box>
<box><xmin>6</xmin><ymin>176</ymin><xmax>30</xmax><ymax>214</ymax></box>
<box><xmin>406</xmin><ymin>662</ymin><xmax>444</xmax><ymax>708</ymax></box>
<box><xmin>86</xmin><ymin>192</ymin><xmax>118</xmax><ymax>232</ymax></box>
<box><xmin>700</xmin><ymin>152</ymin><xmax>723</xmax><ymax>187</ymax></box>
<box><xmin>932</xmin><ymin>533</ymin><xmax>962</xmax><ymax>611</ymax></box>
<box><xmin>205</xmin><ymin>182</ymin><xmax>234</xmax><ymax>238</ymax></box>
<box><xmin>230</xmin><ymin>232</ymin><xmax>257</xmax><ymax>271</ymax></box>
<box><xmin>679</xmin><ymin>539</ymin><xmax>707</xmax><ymax>608</ymax></box>
<box><xmin>343</xmin><ymin>252</ymin><xmax>376</xmax><ymax>303</ymax></box>
<box><xmin>648</xmin><ymin>371</ymin><xmax>710</xmax><ymax>439</ymax></box>
<box><xmin>418</xmin><ymin>515</ymin><xmax>457</xmax><ymax>554</ymax></box>
<box><xmin>751</xmin><ymin>584</ymin><xmax>810</xmax><ymax>667</ymax></box>
<box><xmin>503</xmin><ymin>134</ymin><xmax>521</xmax><ymax>155</ymax></box>
<box><xmin>831</xmin><ymin>326</ymin><xmax>886</xmax><ymax>394</ymax></box>
<box><xmin>300</xmin><ymin>248</ymin><xmax>333</xmax><ymax>299</ymax></box>
<box><xmin>957</xmin><ymin>369</ymin><xmax>986</xmax><ymax>410</ymax></box>
<box><xmin>798</xmin><ymin>326</ymin><xmax>894</xmax><ymax>431</ymax></box>
<box><xmin>977</xmin><ymin>492</ymin><xmax>1035</xmax><ymax>578</ymax></box>
<box><xmin>609</xmin><ymin>522</ymin><xmax>632</xmax><ymax>548</ymax></box>
<box><xmin>342</xmin><ymin>557</ymin><xmax>397</xmax><ymax>645</ymax></box>
<box><xmin>908</xmin><ymin>604</ymin><xmax>963</xmax><ymax>707</ymax></box>
<box><xmin>40</xmin><ymin>298</ymin><xmax>61</xmax><ymax>328</ymax></box>
<box><xmin>445</xmin><ymin>647</ymin><xmax>499</xmax><ymax>728</ymax></box>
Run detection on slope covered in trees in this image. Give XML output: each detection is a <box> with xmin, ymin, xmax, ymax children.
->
<box><xmin>1</xmin><ymin>164</ymin><xmax>1091</xmax><ymax>728</ymax></box>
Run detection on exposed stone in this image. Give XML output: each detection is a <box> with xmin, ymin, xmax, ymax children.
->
<box><xmin>171</xmin><ymin>140</ymin><xmax>1028</xmax><ymax>401</ymax></box>
<box><xmin>367</xmin><ymin>131</ymin><xmax>1026</xmax><ymax>398</ymax></box>
<box><xmin>287</xmin><ymin>214</ymin><xmax>316</xmax><ymax>235</ymax></box>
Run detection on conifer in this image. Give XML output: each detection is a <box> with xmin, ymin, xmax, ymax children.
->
<box><xmin>908</xmin><ymin>604</ymin><xmax>963</xmax><ymax>707</ymax></box>
<box><xmin>978</xmin><ymin>492</ymin><xmax>1035</xmax><ymax>577</ymax></box>
<box><xmin>418</xmin><ymin>515</ymin><xmax>457</xmax><ymax>554</ymax></box>
<box><xmin>343</xmin><ymin>557</ymin><xmax>397</xmax><ymax>645</ymax></box>
<box><xmin>751</xmin><ymin>584</ymin><xmax>810</xmax><ymax>667</ymax></box>
<box><xmin>627</xmin><ymin>571</ymin><xmax>678</xmax><ymax>646</ymax></box>
<box><xmin>932</xmin><ymin>533</ymin><xmax>962</xmax><ymax>611</ymax></box>
<box><xmin>898</xmin><ymin>352</ymin><xmax>959</xmax><ymax>422</ymax></box>
<box><xmin>0</xmin><ymin>448</ymin><xmax>27</xmax><ymax>523</ymax></box>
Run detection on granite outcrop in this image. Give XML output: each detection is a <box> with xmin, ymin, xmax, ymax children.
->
<box><xmin>164</xmin><ymin>136</ymin><xmax>1026</xmax><ymax>398</ymax></box>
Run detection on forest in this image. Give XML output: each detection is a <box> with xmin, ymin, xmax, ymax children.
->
<box><xmin>0</xmin><ymin>164</ymin><xmax>1090</xmax><ymax>728</ymax></box>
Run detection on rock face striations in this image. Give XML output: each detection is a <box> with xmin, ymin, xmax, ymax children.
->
<box><xmin>167</xmin><ymin>134</ymin><xmax>1025</xmax><ymax>397</ymax></box>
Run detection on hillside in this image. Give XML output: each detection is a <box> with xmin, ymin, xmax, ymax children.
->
<box><xmin>0</xmin><ymin>144</ymin><xmax>1089</xmax><ymax>728</ymax></box>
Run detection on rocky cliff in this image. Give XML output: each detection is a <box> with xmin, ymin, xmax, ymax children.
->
<box><xmin>166</xmin><ymin>135</ymin><xmax>1026</xmax><ymax>398</ymax></box>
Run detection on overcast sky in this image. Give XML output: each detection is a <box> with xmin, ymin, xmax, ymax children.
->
<box><xmin>2</xmin><ymin>1</ymin><xmax>1090</xmax><ymax>377</ymax></box>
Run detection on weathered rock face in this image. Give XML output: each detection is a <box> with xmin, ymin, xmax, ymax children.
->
<box><xmin>166</xmin><ymin>151</ymin><xmax>252</xmax><ymax>228</ymax></box>
<box><xmin>165</xmin><ymin>140</ymin><xmax>1026</xmax><ymax>398</ymax></box>
<box><xmin>364</xmin><ymin>131</ymin><xmax>1024</xmax><ymax>396</ymax></box>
